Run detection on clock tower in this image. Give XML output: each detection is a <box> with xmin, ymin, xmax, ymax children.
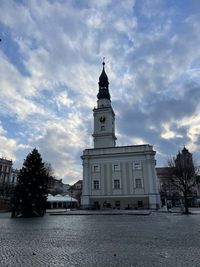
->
<box><xmin>92</xmin><ymin>61</ymin><xmax>117</xmax><ymax>148</ymax></box>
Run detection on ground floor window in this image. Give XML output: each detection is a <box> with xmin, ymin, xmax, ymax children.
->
<box><xmin>94</xmin><ymin>201</ymin><xmax>100</xmax><ymax>209</ymax></box>
<box><xmin>115</xmin><ymin>201</ymin><xmax>121</xmax><ymax>209</ymax></box>
<box><xmin>138</xmin><ymin>200</ymin><xmax>143</xmax><ymax>208</ymax></box>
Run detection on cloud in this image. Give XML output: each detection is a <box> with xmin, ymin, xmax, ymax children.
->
<box><xmin>0</xmin><ymin>0</ymin><xmax>200</xmax><ymax>183</ymax></box>
<box><xmin>55</xmin><ymin>91</ymin><xmax>73</xmax><ymax>110</ymax></box>
<box><xmin>0</xmin><ymin>123</ymin><xmax>18</xmax><ymax>160</ymax></box>
<box><xmin>34</xmin><ymin>113</ymin><xmax>89</xmax><ymax>183</ymax></box>
<box><xmin>0</xmin><ymin>52</ymin><xmax>46</xmax><ymax>120</ymax></box>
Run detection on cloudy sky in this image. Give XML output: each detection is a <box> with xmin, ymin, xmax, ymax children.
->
<box><xmin>1</xmin><ymin>0</ymin><xmax>200</xmax><ymax>184</ymax></box>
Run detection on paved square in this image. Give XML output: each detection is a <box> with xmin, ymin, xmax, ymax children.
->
<box><xmin>0</xmin><ymin>212</ymin><xmax>200</xmax><ymax>266</ymax></box>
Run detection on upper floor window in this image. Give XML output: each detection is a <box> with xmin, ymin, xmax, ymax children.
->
<box><xmin>12</xmin><ymin>175</ymin><xmax>16</xmax><ymax>183</ymax></box>
<box><xmin>133</xmin><ymin>161</ymin><xmax>142</xmax><ymax>170</ymax></box>
<box><xmin>93</xmin><ymin>165</ymin><xmax>100</xmax><ymax>173</ymax></box>
<box><xmin>114</xmin><ymin>179</ymin><xmax>120</xmax><ymax>189</ymax></box>
<box><xmin>112</xmin><ymin>163</ymin><xmax>120</xmax><ymax>171</ymax></box>
<box><xmin>135</xmin><ymin>178</ymin><xmax>143</xmax><ymax>189</ymax></box>
<box><xmin>75</xmin><ymin>184</ymin><xmax>81</xmax><ymax>189</ymax></box>
<box><xmin>93</xmin><ymin>180</ymin><xmax>100</xmax><ymax>190</ymax></box>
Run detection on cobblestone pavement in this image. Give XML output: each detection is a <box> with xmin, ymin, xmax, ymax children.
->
<box><xmin>0</xmin><ymin>212</ymin><xmax>200</xmax><ymax>267</ymax></box>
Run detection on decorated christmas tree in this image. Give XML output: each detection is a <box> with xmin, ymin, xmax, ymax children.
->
<box><xmin>11</xmin><ymin>148</ymin><xmax>48</xmax><ymax>218</ymax></box>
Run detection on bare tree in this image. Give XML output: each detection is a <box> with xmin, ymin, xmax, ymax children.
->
<box><xmin>44</xmin><ymin>162</ymin><xmax>55</xmax><ymax>177</ymax></box>
<box><xmin>168</xmin><ymin>147</ymin><xmax>199</xmax><ymax>214</ymax></box>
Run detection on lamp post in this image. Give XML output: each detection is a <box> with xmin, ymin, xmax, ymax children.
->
<box><xmin>70</xmin><ymin>190</ymin><xmax>73</xmax><ymax>210</ymax></box>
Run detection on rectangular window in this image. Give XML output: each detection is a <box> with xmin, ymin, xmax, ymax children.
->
<box><xmin>135</xmin><ymin>178</ymin><xmax>142</xmax><ymax>189</ymax></box>
<box><xmin>115</xmin><ymin>201</ymin><xmax>120</xmax><ymax>208</ymax></box>
<box><xmin>93</xmin><ymin>165</ymin><xmax>100</xmax><ymax>173</ymax></box>
<box><xmin>75</xmin><ymin>184</ymin><xmax>81</xmax><ymax>189</ymax></box>
<box><xmin>112</xmin><ymin>164</ymin><xmax>120</xmax><ymax>171</ymax></box>
<box><xmin>138</xmin><ymin>200</ymin><xmax>143</xmax><ymax>208</ymax></box>
<box><xmin>93</xmin><ymin>180</ymin><xmax>100</xmax><ymax>190</ymax></box>
<box><xmin>114</xmin><ymin>179</ymin><xmax>120</xmax><ymax>189</ymax></box>
<box><xmin>5</xmin><ymin>174</ymin><xmax>9</xmax><ymax>183</ymax></box>
<box><xmin>133</xmin><ymin>161</ymin><xmax>142</xmax><ymax>170</ymax></box>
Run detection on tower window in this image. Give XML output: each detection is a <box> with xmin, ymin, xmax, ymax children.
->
<box><xmin>101</xmin><ymin>125</ymin><xmax>105</xmax><ymax>131</ymax></box>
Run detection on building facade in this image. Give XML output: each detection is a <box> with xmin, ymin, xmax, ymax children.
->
<box><xmin>69</xmin><ymin>180</ymin><xmax>82</xmax><ymax>206</ymax></box>
<box><xmin>81</xmin><ymin>62</ymin><xmax>160</xmax><ymax>209</ymax></box>
<box><xmin>156</xmin><ymin>167</ymin><xmax>180</xmax><ymax>207</ymax></box>
<box><xmin>0</xmin><ymin>158</ymin><xmax>12</xmax><ymax>196</ymax></box>
<box><xmin>157</xmin><ymin>147</ymin><xmax>200</xmax><ymax>207</ymax></box>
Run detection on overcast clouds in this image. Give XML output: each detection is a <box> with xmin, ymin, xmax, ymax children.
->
<box><xmin>1</xmin><ymin>0</ymin><xmax>200</xmax><ymax>184</ymax></box>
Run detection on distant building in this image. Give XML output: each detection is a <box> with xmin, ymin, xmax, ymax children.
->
<box><xmin>69</xmin><ymin>180</ymin><xmax>82</xmax><ymax>205</ymax></box>
<box><xmin>47</xmin><ymin>176</ymin><xmax>70</xmax><ymax>195</ymax></box>
<box><xmin>157</xmin><ymin>147</ymin><xmax>200</xmax><ymax>207</ymax></box>
<box><xmin>156</xmin><ymin>167</ymin><xmax>180</xmax><ymax>206</ymax></box>
<box><xmin>47</xmin><ymin>177</ymin><xmax>63</xmax><ymax>195</ymax></box>
<box><xmin>62</xmin><ymin>184</ymin><xmax>70</xmax><ymax>195</ymax></box>
<box><xmin>8</xmin><ymin>168</ymin><xmax>20</xmax><ymax>197</ymax></box>
<box><xmin>0</xmin><ymin>158</ymin><xmax>15</xmax><ymax>210</ymax></box>
<box><xmin>10</xmin><ymin>168</ymin><xmax>19</xmax><ymax>185</ymax></box>
<box><xmin>81</xmin><ymin>62</ymin><xmax>160</xmax><ymax>210</ymax></box>
<box><xmin>0</xmin><ymin>158</ymin><xmax>12</xmax><ymax>196</ymax></box>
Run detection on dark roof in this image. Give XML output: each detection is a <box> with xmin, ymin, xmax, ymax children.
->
<box><xmin>74</xmin><ymin>180</ymin><xmax>82</xmax><ymax>185</ymax></box>
<box><xmin>69</xmin><ymin>180</ymin><xmax>82</xmax><ymax>190</ymax></box>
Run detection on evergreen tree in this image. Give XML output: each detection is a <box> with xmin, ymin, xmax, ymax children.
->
<box><xmin>11</xmin><ymin>149</ymin><xmax>48</xmax><ymax>218</ymax></box>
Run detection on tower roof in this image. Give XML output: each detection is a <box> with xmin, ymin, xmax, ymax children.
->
<box><xmin>97</xmin><ymin>60</ymin><xmax>111</xmax><ymax>100</ymax></box>
<box><xmin>182</xmin><ymin>146</ymin><xmax>189</xmax><ymax>154</ymax></box>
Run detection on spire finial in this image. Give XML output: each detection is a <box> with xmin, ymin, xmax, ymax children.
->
<box><xmin>102</xmin><ymin>57</ymin><xmax>105</xmax><ymax>67</ymax></box>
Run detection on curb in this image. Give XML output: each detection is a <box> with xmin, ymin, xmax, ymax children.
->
<box><xmin>49</xmin><ymin>211</ymin><xmax>152</xmax><ymax>216</ymax></box>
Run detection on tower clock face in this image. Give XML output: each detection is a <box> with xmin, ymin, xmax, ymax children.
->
<box><xmin>99</xmin><ymin>116</ymin><xmax>106</xmax><ymax>123</ymax></box>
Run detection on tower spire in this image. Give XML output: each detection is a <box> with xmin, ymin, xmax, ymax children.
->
<box><xmin>97</xmin><ymin>59</ymin><xmax>110</xmax><ymax>100</ymax></box>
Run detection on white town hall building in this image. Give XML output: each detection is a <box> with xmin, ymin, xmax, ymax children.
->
<box><xmin>81</xmin><ymin>62</ymin><xmax>160</xmax><ymax>209</ymax></box>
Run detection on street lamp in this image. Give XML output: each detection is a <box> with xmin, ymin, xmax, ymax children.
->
<box><xmin>70</xmin><ymin>190</ymin><xmax>73</xmax><ymax>210</ymax></box>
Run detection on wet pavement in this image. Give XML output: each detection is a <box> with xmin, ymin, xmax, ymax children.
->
<box><xmin>0</xmin><ymin>212</ymin><xmax>200</xmax><ymax>267</ymax></box>
<box><xmin>47</xmin><ymin>209</ymin><xmax>151</xmax><ymax>216</ymax></box>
